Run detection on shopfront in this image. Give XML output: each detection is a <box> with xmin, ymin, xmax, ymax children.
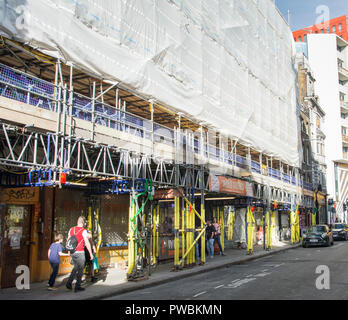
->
<box><xmin>54</xmin><ymin>190</ymin><xmax>130</xmax><ymax>274</ymax></box>
<box><xmin>0</xmin><ymin>187</ymin><xmax>41</xmax><ymax>288</ymax></box>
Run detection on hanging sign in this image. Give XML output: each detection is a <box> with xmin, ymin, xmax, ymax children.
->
<box><xmin>209</xmin><ymin>175</ymin><xmax>254</xmax><ymax>197</ymax></box>
<box><xmin>2</xmin><ymin>187</ymin><xmax>39</xmax><ymax>204</ymax></box>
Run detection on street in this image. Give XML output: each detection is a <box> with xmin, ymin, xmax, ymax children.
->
<box><xmin>107</xmin><ymin>241</ymin><xmax>348</xmax><ymax>300</ymax></box>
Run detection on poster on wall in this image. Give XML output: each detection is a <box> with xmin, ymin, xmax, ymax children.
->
<box><xmin>8</xmin><ymin>227</ymin><xmax>22</xmax><ymax>250</ymax></box>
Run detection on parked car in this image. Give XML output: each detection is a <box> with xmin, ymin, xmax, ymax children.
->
<box><xmin>302</xmin><ymin>225</ymin><xmax>334</xmax><ymax>248</ymax></box>
<box><xmin>331</xmin><ymin>223</ymin><xmax>348</xmax><ymax>241</ymax></box>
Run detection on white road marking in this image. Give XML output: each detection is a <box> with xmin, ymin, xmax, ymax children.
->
<box><xmin>227</xmin><ymin>278</ymin><xmax>256</xmax><ymax>288</ymax></box>
<box><xmin>214</xmin><ymin>285</ymin><xmax>224</xmax><ymax>289</ymax></box>
<box><xmin>193</xmin><ymin>291</ymin><xmax>207</xmax><ymax>298</ymax></box>
<box><xmin>231</xmin><ymin>278</ymin><xmax>241</xmax><ymax>283</ymax></box>
<box><xmin>262</xmin><ymin>263</ymin><xmax>283</xmax><ymax>268</ymax></box>
<box><xmin>254</xmin><ymin>272</ymin><xmax>271</xmax><ymax>277</ymax></box>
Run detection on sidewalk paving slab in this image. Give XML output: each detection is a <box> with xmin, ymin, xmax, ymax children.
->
<box><xmin>0</xmin><ymin>242</ymin><xmax>300</xmax><ymax>300</ymax></box>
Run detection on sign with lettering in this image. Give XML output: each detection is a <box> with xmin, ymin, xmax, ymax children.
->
<box><xmin>209</xmin><ymin>175</ymin><xmax>252</xmax><ymax>197</ymax></box>
<box><xmin>3</xmin><ymin>187</ymin><xmax>39</xmax><ymax>204</ymax></box>
<box><xmin>153</xmin><ymin>188</ymin><xmax>183</xmax><ymax>200</ymax></box>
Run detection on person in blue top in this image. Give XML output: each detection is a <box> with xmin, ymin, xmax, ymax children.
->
<box><xmin>47</xmin><ymin>234</ymin><xmax>69</xmax><ymax>290</ymax></box>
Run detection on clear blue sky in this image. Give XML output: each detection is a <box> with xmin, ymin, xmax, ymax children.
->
<box><xmin>275</xmin><ymin>0</ymin><xmax>347</xmax><ymax>31</ymax></box>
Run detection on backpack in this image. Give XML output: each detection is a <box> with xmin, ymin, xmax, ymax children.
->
<box><xmin>66</xmin><ymin>227</ymin><xmax>83</xmax><ymax>254</ymax></box>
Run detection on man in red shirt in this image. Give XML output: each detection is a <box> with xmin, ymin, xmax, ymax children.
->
<box><xmin>66</xmin><ymin>216</ymin><xmax>93</xmax><ymax>292</ymax></box>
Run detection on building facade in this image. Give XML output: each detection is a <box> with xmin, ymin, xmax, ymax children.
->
<box><xmin>296</xmin><ymin>49</ymin><xmax>327</xmax><ymax>225</ymax></box>
<box><xmin>296</xmin><ymin>33</ymin><xmax>348</xmax><ymax>222</ymax></box>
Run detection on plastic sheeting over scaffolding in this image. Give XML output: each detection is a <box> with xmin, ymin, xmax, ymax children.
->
<box><xmin>0</xmin><ymin>0</ymin><xmax>300</xmax><ymax>167</ymax></box>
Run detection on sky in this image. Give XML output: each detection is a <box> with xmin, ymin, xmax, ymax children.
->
<box><xmin>275</xmin><ymin>0</ymin><xmax>348</xmax><ymax>31</ymax></box>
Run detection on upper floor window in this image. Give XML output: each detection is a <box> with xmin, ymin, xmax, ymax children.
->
<box><xmin>327</xmin><ymin>27</ymin><xmax>330</xmax><ymax>33</ymax></box>
<box><xmin>299</xmin><ymin>36</ymin><xmax>302</xmax><ymax>42</ymax></box>
<box><xmin>321</xmin><ymin>29</ymin><xmax>324</xmax><ymax>34</ymax></box>
<box><xmin>339</xmin><ymin>24</ymin><xmax>342</xmax><ymax>32</ymax></box>
<box><xmin>333</xmin><ymin>25</ymin><xmax>337</xmax><ymax>32</ymax></box>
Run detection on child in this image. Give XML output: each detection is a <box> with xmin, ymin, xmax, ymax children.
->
<box><xmin>47</xmin><ymin>234</ymin><xmax>69</xmax><ymax>290</ymax></box>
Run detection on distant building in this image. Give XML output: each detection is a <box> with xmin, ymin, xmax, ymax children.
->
<box><xmin>293</xmin><ymin>15</ymin><xmax>348</xmax><ymax>42</ymax></box>
<box><xmin>300</xmin><ymin>33</ymin><xmax>348</xmax><ymax>222</ymax></box>
<box><xmin>295</xmin><ymin>50</ymin><xmax>327</xmax><ymax>224</ymax></box>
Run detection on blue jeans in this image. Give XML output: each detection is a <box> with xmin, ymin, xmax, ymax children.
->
<box><xmin>214</xmin><ymin>234</ymin><xmax>223</xmax><ymax>253</ymax></box>
<box><xmin>207</xmin><ymin>238</ymin><xmax>215</xmax><ymax>257</ymax></box>
<box><xmin>195</xmin><ymin>242</ymin><xmax>200</xmax><ymax>258</ymax></box>
<box><xmin>48</xmin><ymin>262</ymin><xmax>59</xmax><ymax>287</ymax></box>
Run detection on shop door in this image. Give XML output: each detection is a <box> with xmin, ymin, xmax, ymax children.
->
<box><xmin>1</xmin><ymin>205</ymin><xmax>32</xmax><ymax>288</ymax></box>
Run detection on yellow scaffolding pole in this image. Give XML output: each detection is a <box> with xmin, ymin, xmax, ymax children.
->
<box><xmin>312</xmin><ymin>212</ymin><xmax>316</xmax><ymax>226</ymax></box>
<box><xmin>295</xmin><ymin>206</ymin><xmax>300</xmax><ymax>243</ymax></box>
<box><xmin>201</xmin><ymin>203</ymin><xmax>206</xmax><ymax>264</ymax></box>
<box><xmin>181</xmin><ymin>203</ymin><xmax>185</xmax><ymax>266</ymax></box>
<box><xmin>127</xmin><ymin>203</ymin><xmax>136</xmax><ymax>277</ymax></box>
<box><xmin>192</xmin><ymin>203</ymin><xmax>195</xmax><ymax>265</ymax></box>
<box><xmin>156</xmin><ymin>204</ymin><xmax>159</xmax><ymax>259</ymax></box>
<box><xmin>174</xmin><ymin>196</ymin><xmax>180</xmax><ymax>268</ymax></box>
<box><xmin>220</xmin><ymin>207</ymin><xmax>224</xmax><ymax>252</ymax></box>
<box><xmin>290</xmin><ymin>210</ymin><xmax>296</xmax><ymax>244</ymax></box>
<box><xmin>265</xmin><ymin>209</ymin><xmax>276</xmax><ymax>251</ymax></box>
<box><xmin>227</xmin><ymin>210</ymin><xmax>235</xmax><ymax>241</ymax></box>
<box><xmin>87</xmin><ymin>207</ymin><xmax>92</xmax><ymax>231</ymax></box>
<box><xmin>247</xmin><ymin>207</ymin><xmax>255</xmax><ymax>255</ymax></box>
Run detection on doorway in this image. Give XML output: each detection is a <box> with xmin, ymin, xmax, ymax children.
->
<box><xmin>1</xmin><ymin>205</ymin><xmax>32</xmax><ymax>288</ymax></box>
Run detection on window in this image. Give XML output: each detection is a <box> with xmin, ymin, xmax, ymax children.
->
<box><xmin>339</xmin><ymin>24</ymin><xmax>342</xmax><ymax>32</ymax></box>
<box><xmin>299</xmin><ymin>36</ymin><xmax>302</xmax><ymax>42</ymax></box>
<box><xmin>327</xmin><ymin>27</ymin><xmax>330</xmax><ymax>33</ymax></box>
<box><xmin>333</xmin><ymin>25</ymin><xmax>336</xmax><ymax>32</ymax></box>
<box><xmin>321</xmin><ymin>29</ymin><xmax>324</xmax><ymax>34</ymax></box>
<box><xmin>342</xmin><ymin>113</ymin><xmax>347</xmax><ymax>119</ymax></box>
<box><xmin>315</xmin><ymin>30</ymin><xmax>318</xmax><ymax>34</ymax></box>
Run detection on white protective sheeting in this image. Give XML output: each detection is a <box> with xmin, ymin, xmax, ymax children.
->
<box><xmin>0</xmin><ymin>0</ymin><xmax>300</xmax><ymax>167</ymax></box>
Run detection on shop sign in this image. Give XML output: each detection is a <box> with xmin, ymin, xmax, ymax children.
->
<box><xmin>209</xmin><ymin>175</ymin><xmax>254</xmax><ymax>197</ymax></box>
<box><xmin>153</xmin><ymin>188</ymin><xmax>183</xmax><ymax>200</ymax></box>
<box><xmin>2</xmin><ymin>187</ymin><xmax>39</xmax><ymax>204</ymax></box>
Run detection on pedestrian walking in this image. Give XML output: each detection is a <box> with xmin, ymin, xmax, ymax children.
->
<box><xmin>66</xmin><ymin>216</ymin><xmax>93</xmax><ymax>292</ymax></box>
<box><xmin>213</xmin><ymin>217</ymin><xmax>225</xmax><ymax>255</ymax></box>
<box><xmin>47</xmin><ymin>234</ymin><xmax>69</xmax><ymax>290</ymax></box>
<box><xmin>206</xmin><ymin>220</ymin><xmax>216</xmax><ymax>259</ymax></box>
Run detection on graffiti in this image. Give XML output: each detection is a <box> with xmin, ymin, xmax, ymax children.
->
<box><xmin>5</xmin><ymin>188</ymin><xmax>37</xmax><ymax>202</ymax></box>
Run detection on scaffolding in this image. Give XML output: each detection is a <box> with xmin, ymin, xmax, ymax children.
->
<box><xmin>0</xmin><ymin>38</ymin><xmax>308</xmax><ymax>278</ymax></box>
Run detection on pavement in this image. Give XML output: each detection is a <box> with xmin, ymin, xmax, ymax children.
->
<box><xmin>0</xmin><ymin>241</ymin><xmax>300</xmax><ymax>300</ymax></box>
